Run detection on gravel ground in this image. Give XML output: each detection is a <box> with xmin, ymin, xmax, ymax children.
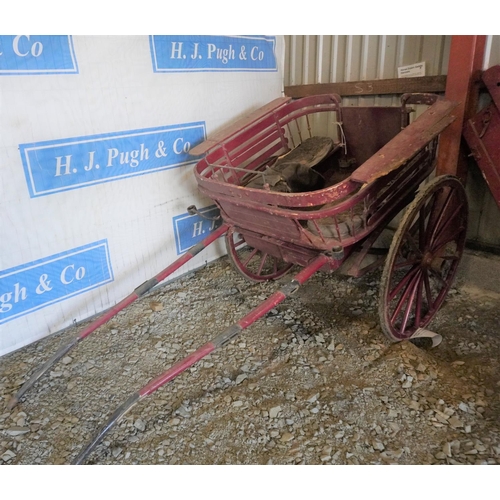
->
<box><xmin>1</xmin><ymin>255</ymin><xmax>500</xmax><ymax>466</ymax></box>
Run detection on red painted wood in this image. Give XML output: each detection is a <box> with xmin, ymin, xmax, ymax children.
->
<box><xmin>237</xmin><ymin>254</ymin><xmax>329</xmax><ymax>329</ymax></box>
<box><xmin>190</xmin><ymin>97</ymin><xmax>291</xmax><ymax>155</ymax></box>
<box><xmin>78</xmin><ymin>224</ymin><xmax>228</xmax><ymax>341</ymax></box>
<box><xmin>138</xmin><ymin>255</ymin><xmax>328</xmax><ymax>398</ymax></box>
<box><xmin>352</xmin><ymin>99</ymin><xmax>458</xmax><ymax>184</ymax></box>
<box><xmin>77</xmin><ymin>294</ymin><xmax>137</xmax><ymax>340</ymax></box>
<box><xmin>139</xmin><ymin>342</ymin><xmax>216</xmax><ymax>396</ymax></box>
<box><xmin>482</xmin><ymin>65</ymin><xmax>500</xmax><ymax>110</ymax></box>
<box><xmin>195</xmin><ymin>93</ymin><xmax>445</xmax><ymax>270</ymax></box>
<box><xmin>436</xmin><ymin>35</ymin><xmax>487</xmax><ymax>178</ymax></box>
<box><xmin>464</xmin><ymin>104</ymin><xmax>500</xmax><ymax>209</ymax></box>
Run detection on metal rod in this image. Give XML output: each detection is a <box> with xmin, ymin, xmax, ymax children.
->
<box><xmin>71</xmin><ymin>254</ymin><xmax>329</xmax><ymax>464</ymax></box>
<box><xmin>72</xmin><ymin>393</ymin><xmax>141</xmax><ymax>465</ymax></box>
<box><xmin>206</xmin><ymin>162</ymin><xmax>270</xmax><ymax>185</ymax></box>
<box><xmin>7</xmin><ymin>224</ymin><xmax>228</xmax><ymax>411</ymax></box>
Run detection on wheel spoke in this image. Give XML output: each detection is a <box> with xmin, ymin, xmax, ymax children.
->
<box><xmin>234</xmin><ymin>236</ymin><xmax>245</xmax><ymax>248</ymax></box>
<box><xmin>423</xmin><ymin>269</ymin><xmax>434</xmax><ymax>309</ymax></box>
<box><xmin>429</xmin><ymin>202</ymin><xmax>465</xmax><ymax>249</ymax></box>
<box><xmin>394</xmin><ymin>258</ymin><xmax>421</xmax><ymax>270</ymax></box>
<box><xmin>256</xmin><ymin>253</ymin><xmax>268</xmax><ymax>276</ymax></box>
<box><xmin>380</xmin><ymin>176</ymin><xmax>467</xmax><ymax>342</ymax></box>
<box><xmin>399</xmin><ymin>270</ymin><xmax>421</xmax><ymax>335</ymax></box>
<box><xmin>428</xmin><ymin>267</ymin><xmax>447</xmax><ymax>287</ymax></box>
<box><xmin>425</xmin><ymin>187</ymin><xmax>455</xmax><ymax>246</ymax></box>
<box><xmin>389</xmin><ymin>265</ymin><xmax>420</xmax><ymax>301</ymax></box>
<box><xmin>225</xmin><ymin>228</ymin><xmax>293</xmax><ymax>282</ymax></box>
<box><xmin>431</xmin><ymin>225</ymin><xmax>466</xmax><ymax>254</ymax></box>
<box><xmin>242</xmin><ymin>248</ymin><xmax>259</xmax><ymax>267</ymax></box>
<box><xmin>402</xmin><ymin>232</ymin><xmax>423</xmax><ymax>258</ymax></box>
<box><xmin>415</xmin><ymin>276</ymin><xmax>424</xmax><ymax>328</ymax></box>
<box><xmin>390</xmin><ymin>269</ymin><xmax>420</xmax><ymax>326</ymax></box>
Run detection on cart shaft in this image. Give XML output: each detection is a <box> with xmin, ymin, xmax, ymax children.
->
<box><xmin>7</xmin><ymin>224</ymin><xmax>228</xmax><ymax>411</ymax></box>
<box><xmin>72</xmin><ymin>253</ymin><xmax>329</xmax><ymax>464</ymax></box>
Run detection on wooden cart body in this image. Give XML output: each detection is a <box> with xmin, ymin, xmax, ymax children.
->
<box><xmin>192</xmin><ymin>94</ymin><xmax>457</xmax><ymax>275</ymax></box>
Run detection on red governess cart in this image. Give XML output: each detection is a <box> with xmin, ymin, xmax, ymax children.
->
<box><xmin>8</xmin><ymin>93</ymin><xmax>468</xmax><ymax>464</ymax></box>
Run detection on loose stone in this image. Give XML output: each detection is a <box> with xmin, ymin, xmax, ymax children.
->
<box><xmin>448</xmin><ymin>416</ymin><xmax>464</xmax><ymax>428</ymax></box>
<box><xmin>5</xmin><ymin>427</ymin><xmax>30</xmax><ymax>436</ymax></box>
<box><xmin>442</xmin><ymin>442</ymin><xmax>452</xmax><ymax>457</ymax></box>
<box><xmin>269</xmin><ymin>406</ymin><xmax>282</xmax><ymax>419</ymax></box>
<box><xmin>134</xmin><ymin>419</ymin><xmax>146</xmax><ymax>432</ymax></box>
<box><xmin>281</xmin><ymin>433</ymin><xmax>294</xmax><ymax>443</ymax></box>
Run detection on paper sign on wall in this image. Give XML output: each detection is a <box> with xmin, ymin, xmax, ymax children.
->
<box><xmin>397</xmin><ymin>62</ymin><xmax>426</xmax><ymax>78</ymax></box>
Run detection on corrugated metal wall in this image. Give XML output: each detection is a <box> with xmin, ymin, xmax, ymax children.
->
<box><xmin>284</xmin><ymin>35</ymin><xmax>500</xmax><ymax>250</ymax></box>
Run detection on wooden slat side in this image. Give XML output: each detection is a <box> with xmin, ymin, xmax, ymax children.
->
<box><xmin>190</xmin><ymin>97</ymin><xmax>291</xmax><ymax>156</ymax></box>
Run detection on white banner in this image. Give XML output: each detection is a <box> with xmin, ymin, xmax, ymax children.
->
<box><xmin>0</xmin><ymin>35</ymin><xmax>285</xmax><ymax>356</ymax></box>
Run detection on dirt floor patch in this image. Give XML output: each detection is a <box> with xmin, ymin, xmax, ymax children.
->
<box><xmin>1</xmin><ymin>257</ymin><xmax>500</xmax><ymax>465</ymax></box>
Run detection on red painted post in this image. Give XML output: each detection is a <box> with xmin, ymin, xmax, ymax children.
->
<box><xmin>436</xmin><ymin>35</ymin><xmax>487</xmax><ymax>180</ymax></box>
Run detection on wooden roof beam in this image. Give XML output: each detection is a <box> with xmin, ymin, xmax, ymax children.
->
<box><xmin>284</xmin><ymin>75</ymin><xmax>447</xmax><ymax>99</ymax></box>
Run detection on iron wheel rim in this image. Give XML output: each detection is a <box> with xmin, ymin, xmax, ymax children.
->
<box><xmin>379</xmin><ymin>175</ymin><xmax>468</xmax><ymax>341</ymax></box>
<box><xmin>225</xmin><ymin>227</ymin><xmax>293</xmax><ymax>282</ymax></box>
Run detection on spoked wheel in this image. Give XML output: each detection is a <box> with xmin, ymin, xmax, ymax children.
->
<box><xmin>379</xmin><ymin>175</ymin><xmax>468</xmax><ymax>342</ymax></box>
<box><xmin>225</xmin><ymin>227</ymin><xmax>293</xmax><ymax>282</ymax></box>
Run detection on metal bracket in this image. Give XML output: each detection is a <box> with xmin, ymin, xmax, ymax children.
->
<box><xmin>187</xmin><ymin>205</ymin><xmax>221</xmax><ymax>221</ymax></box>
<box><xmin>326</xmin><ymin>247</ymin><xmax>345</xmax><ymax>261</ymax></box>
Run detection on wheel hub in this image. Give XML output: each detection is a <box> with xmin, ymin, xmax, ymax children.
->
<box><xmin>422</xmin><ymin>251</ymin><xmax>434</xmax><ymax>268</ymax></box>
<box><xmin>422</xmin><ymin>250</ymin><xmax>445</xmax><ymax>272</ymax></box>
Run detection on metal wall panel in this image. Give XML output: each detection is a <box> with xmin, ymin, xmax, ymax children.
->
<box><xmin>284</xmin><ymin>35</ymin><xmax>500</xmax><ymax>251</ymax></box>
<box><xmin>284</xmin><ymin>35</ymin><xmax>450</xmax><ymax>107</ymax></box>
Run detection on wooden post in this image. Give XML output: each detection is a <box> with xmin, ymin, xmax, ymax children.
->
<box><xmin>436</xmin><ymin>35</ymin><xmax>487</xmax><ymax>179</ymax></box>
